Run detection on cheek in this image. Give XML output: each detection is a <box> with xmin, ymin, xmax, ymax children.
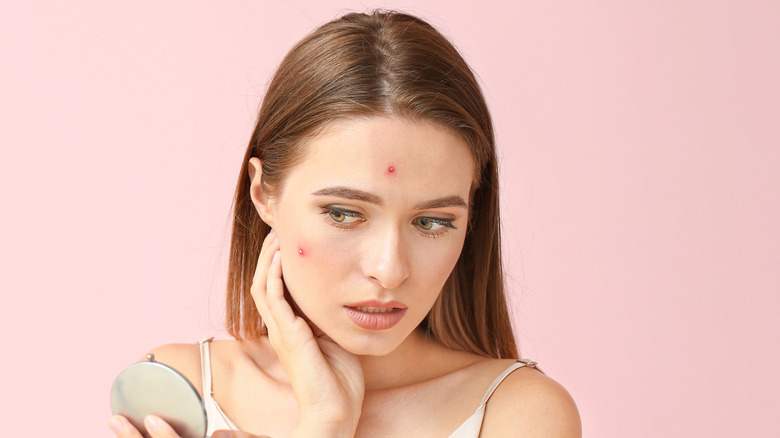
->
<box><xmin>287</xmin><ymin>235</ymin><xmax>353</xmax><ymax>269</ymax></box>
<box><xmin>415</xmin><ymin>240</ymin><xmax>465</xmax><ymax>288</ymax></box>
<box><xmin>280</xmin><ymin>232</ymin><xmax>359</xmax><ymax>301</ymax></box>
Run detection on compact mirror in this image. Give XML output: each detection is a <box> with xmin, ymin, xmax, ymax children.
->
<box><xmin>110</xmin><ymin>354</ymin><xmax>207</xmax><ymax>438</ymax></box>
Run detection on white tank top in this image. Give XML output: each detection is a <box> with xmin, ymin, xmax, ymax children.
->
<box><xmin>198</xmin><ymin>338</ymin><xmax>542</xmax><ymax>437</ymax></box>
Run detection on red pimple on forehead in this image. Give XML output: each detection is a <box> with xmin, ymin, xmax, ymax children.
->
<box><xmin>386</xmin><ymin>165</ymin><xmax>396</xmax><ymax>175</ymax></box>
<box><xmin>298</xmin><ymin>247</ymin><xmax>305</xmax><ymax>256</ymax></box>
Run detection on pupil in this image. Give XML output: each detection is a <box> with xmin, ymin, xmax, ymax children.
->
<box><xmin>419</xmin><ymin>218</ymin><xmax>431</xmax><ymax>229</ymax></box>
<box><xmin>332</xmin><ymin>211</ymin><xmax>344</xmax><ymax>222</ymax></box>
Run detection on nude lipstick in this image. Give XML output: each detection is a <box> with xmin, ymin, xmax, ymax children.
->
<box><xmin>344</xmin><ymin>300</ymin><xmax>407</xmax><ymax>330</ymax></box>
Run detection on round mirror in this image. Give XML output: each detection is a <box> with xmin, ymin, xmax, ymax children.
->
<box><xmin>110</xmin><ymin>356</ymin><xmax>207</xmax><ymax>438</ymax></box>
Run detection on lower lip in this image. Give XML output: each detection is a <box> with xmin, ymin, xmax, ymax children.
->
<box><xmin>344</xmin><ymin>307</ymin><xmax>407</xmax><ymax>330</ymax></box>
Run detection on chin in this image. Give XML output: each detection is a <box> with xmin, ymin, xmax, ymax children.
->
<box><xmin>327</xmin><ymin>330</ymin><xmax>408</xmax><ymax>357</ymax></box>
<box><xmin>341</xmin><ymin>343</ymin><xmax>400</xmax><ymax>357</ymax></box>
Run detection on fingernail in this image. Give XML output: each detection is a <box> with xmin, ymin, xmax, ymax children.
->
<box><xmin>108</xmin><ymin>416</ymin><xmax>124</xmax><ymax>435</ymax></box>
<box><xmin>145</xmin><ymin>415</ymin><xmax>161</xmax><ymax>433</ymax></box>
<box><xmin>272</xmin><ymin>250</ymin><xmax>280</xmax><ymax>263</ymax></box>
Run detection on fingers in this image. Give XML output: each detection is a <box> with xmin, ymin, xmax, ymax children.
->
<box><xmin>250</xmin><ymin>230</ymin><xmax>306</xmax><ymax>347</ymax></box>
<box><xmin>108</xmin><ymin>415</ymin><xmax>144</xmax><ymax>438</ymax></box>
<box><xmin>264</xmin><ymin>247</ymin><xmax>317</xmax><ymax>357</ymax></box>
<box><xmin>146</xmin><ymin>415</ymin><xmax>181</xmax><ymax>438</ymax></box>
<box><xmin>266</xmin><ymin>248</ymin><xmax>297</xmax><ymax>327</ymax></box>
<box><xmin>108</xmin><ymin>415</ymin><xmax>182</xmax><ymax>438</ymax></box>
<box><xmin>250</xmin><ymin>230</ymin><xmax>280</xmax><ymax>333</ymax></box>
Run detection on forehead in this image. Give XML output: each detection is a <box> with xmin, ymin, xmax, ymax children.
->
<box><xmin>283</xmin><ymin>117</ymin><xmax>475</xmax><ymax>201</ymax></box>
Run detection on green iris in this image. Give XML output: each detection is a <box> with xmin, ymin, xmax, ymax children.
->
<box><xmin>416</xmin><ymin>217</ymin><xmax>433</xmax><ymax>230</ymax></box>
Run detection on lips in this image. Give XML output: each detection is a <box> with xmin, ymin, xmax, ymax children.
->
<box><xmin>354</xmin><ymin>306</ymin><xmax>395</xmax><ymax>313</ymax></box>
<box><xmin>344</xmin><ymin>300</ymin><xmax>407</xmax><ymax>330</ymax></box>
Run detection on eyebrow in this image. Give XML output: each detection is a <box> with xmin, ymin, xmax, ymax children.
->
<box><xmin>413</xmin><ymin>196</ymin><xmax>468</xmax><ymax>210</ymax></box>
<box><xmin>311</xmin><ymin>186</ymin><xmax>468</xmax><ymax>210</ymax></box>
<box><xmin>311</xmin><ymin>187</ymin><xmax>381</xmax><ymax>204</ymax></box>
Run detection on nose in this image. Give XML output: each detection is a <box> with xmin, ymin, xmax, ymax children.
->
<box><xmin>362</xmin><ymin>226</ymin><xmax>410</xmax><ymax>290</ymax></box>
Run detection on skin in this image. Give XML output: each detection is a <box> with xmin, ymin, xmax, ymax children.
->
<box><xmin>108</xmin><ymin>117</ymin><xmax>581</xmax><ymax>438</ymax></box>
<box><xmin>266</xmin><ymin>117</ymin><xmax>472</xmax><ymax>358</ymax></box>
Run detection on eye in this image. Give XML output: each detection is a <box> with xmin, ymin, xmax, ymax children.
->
<box><xmin>329</xmin><ymin>210</ymin><xmax>347</xmax><ymax>222</ymax></box>
<box><xmin>321</xmin><ymin>207</ymin><xmax>364</xmax><ymax>228</ymax></box>
<box><xmin>415</xmin><ymin>217</ymin><xmax>436</xmax><ymax>230</ymax></box>
<box><xmin>412</xmin><ymin>216</ymin><xmax>456</xmax><ymax>237</ymax></box>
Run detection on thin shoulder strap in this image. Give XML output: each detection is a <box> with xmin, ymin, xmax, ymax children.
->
<box><xmin>479</xmin><ymin>359</ymin><xmax>543</xmax><ymax>406</ymax></box>
<box><xmin>198</xmin><ymin>337</ymin><xmax>215</xmax><ymax>397</ymax></box>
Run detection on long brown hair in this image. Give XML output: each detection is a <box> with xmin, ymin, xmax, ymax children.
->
<box><xmin>226</xmin><ymin>10</ymin><xmax>517</xmax><ymax>359</ymax></box>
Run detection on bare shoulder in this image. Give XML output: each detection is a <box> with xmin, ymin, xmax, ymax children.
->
<box><xmin>480</xmin><ymin>362</ymin><xmax>581</xmax><ymax>438</ymax></box>
<box><xmin>143</xmin><ymin>342</ymin><xmax>204</xmax><ymax>393</ymax></box>
<box><xmin>143</xmin><ymin>338</ymin><xmax>252</xmax><ymax>402</ymax></box>
<box><xmin>145</xmin><ymin>342</ymin><xmax>201</xmax><ymax>369</ymax></box>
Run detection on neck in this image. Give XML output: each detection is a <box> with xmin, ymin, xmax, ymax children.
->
<box><xmin>357</xmin><ymin>329</ymin><xmax>459</xmax><ymax>391</ymax></box>
<box><xmin>243</xmin><ymin>329</ymin><xmax>481</xmax><ymax>391</ymax></box>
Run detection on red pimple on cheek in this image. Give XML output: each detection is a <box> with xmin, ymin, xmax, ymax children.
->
<box><xmin>297</xmin><ymin>247</ymin><xmax>305</xmax><ymax>256</ymax></box>
<box><xmin>386</xmin><ymin>165</ymin><xmax>396</xmax><ymax>175</ymax></box>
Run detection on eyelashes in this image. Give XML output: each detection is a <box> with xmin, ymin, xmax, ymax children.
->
<box><xmin>321</xmin><ymin>207</ymin><xmax>363</xmax><ymax>226</ymax></box>
<box><xmin>411</xmin><ymin>217</ymin><xmax>456</xmax><ymax>239</ymax></box>
<box><xmin>320</xmin><ymin>206</ymin><xmax>457</xmax><ymax>238</ymax></box>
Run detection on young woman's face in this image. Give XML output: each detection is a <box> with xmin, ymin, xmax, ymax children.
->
<box><xmin>264</xmin><ymin>117</ymin><xmax>474</xmax><ymax>356</ymax></box>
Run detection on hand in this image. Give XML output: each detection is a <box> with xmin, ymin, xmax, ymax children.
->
<box><xmin>108</xmin><ymin>416</ymin><xmax>273</xmax><ymax>438</ymax></box>
<box><xmin>108</xmin><ymin>415</ymin><xmax>181</xmax><ymax>438</ymax></box>
<box><xmin>251</xmin><ymin>230</ymin><xmax>365</xmax><ymax>437</ymax></box>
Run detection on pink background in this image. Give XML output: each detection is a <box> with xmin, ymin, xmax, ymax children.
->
<box><xmin>2</xmin><ymin>1</ymin><xmax>778</xmax><ymax>436</ymax></box>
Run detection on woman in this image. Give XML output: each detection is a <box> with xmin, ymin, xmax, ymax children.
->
<box><xmin>109</xmin><ymin>10</ymin><xmax>580</xmax><ymax>438</ymax></box>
